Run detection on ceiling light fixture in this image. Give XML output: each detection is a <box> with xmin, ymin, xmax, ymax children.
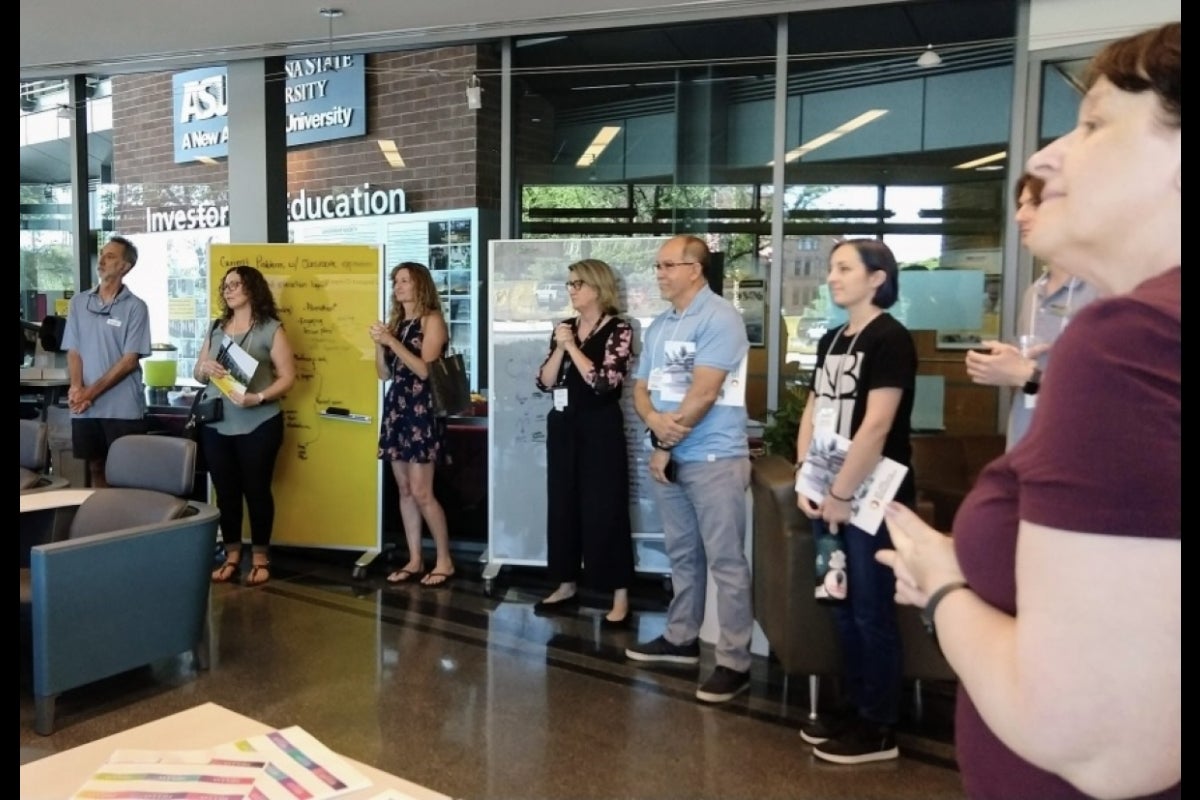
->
<box><xmin>769</xmin><ymin>109</ymin><xmax>889</xmax><ymax>166</ymax></box>
<box><xmin>575</xmin><ymin>125</ymin><xmax>622</xmax><ymax>168</ymax></box>
<box><xmin>466</xmin><ymin>74</ymin><xmax>482</xmax><ymax>111</ymax></box>
<box><xmin>954</xmin><ymin>150</ymin><xmax>1007</xmax><ymax>170</ymax></box>
<box><xmin>916</xmin><ymin>45</ymin><xmax>943</xmax><ymax>68</ymax></box>
<box><xmin>377</xmin><ymin>139</ymin><xmax>406</xmax><ymax>168</ymax></box>
<box><xmin>57</xmin><ymin>104</ymin><xmax>74</xmax><ymax>120</ymax></box>
<box><xmin>319</xmin><ymin>8</ymin><xmax>343</xmax><ymax>53</ymax></box>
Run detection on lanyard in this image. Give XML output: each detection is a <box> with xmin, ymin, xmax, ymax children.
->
<box><xmin>648</xmin><ymin>308</ymin><xmax>690</xmax><ymax>375</ymax></box>
<box><xmin>818</xmin><ymin>319</ymin><xmax>873</xmax><ymax>430</ymax></box>
<box><xmin>1028</xmin><ymin>273</ymin><xmax>1077</xmax><ymax>339</ymax></box>
<box><xmin>216</xmin><ymin>323</ymin><xmax>253</xmax><ymax>361</ymax></box>
<box><xmin>559</xmin><ymin>315</ymin><xmax>606</xmax><ymax>385</ymax></box>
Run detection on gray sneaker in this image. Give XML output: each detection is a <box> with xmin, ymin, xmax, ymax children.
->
<box><xmin>695</xmin><ymin>666</ymin><xmax>750</xmax><ymax>703</ymax></box>
<box><xmin>625</xmin><ymin>635</ymin><xmax>700</xmax><ymax>665</ymax></box>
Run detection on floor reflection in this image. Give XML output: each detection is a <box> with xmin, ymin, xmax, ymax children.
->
<box><xmin>20</xmin><ymin>545</ymin><xmax>964</xmax><ymax>800</ymax></box>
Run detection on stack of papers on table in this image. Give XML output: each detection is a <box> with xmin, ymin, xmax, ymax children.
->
<box><xmin>71</xmin><ymin>726</ymin><xmax>372</xmax><ymax>800</ymax></box>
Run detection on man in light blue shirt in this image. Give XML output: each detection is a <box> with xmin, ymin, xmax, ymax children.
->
<box><xmin>625</xmin><ymin>234</ymin><xmax>754</xmax><ymax>704</ymax></box>
<box><xmin>61</xmin><ymin>235</ymin><xmax>151</xmax><ymax>486</ymax></box>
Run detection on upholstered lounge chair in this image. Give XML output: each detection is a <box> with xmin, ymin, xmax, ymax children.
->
<box><xmin>19</xmin><ymin>419</ymin><xmax>68</xmax><ymax>494</ymax></box>
<box><xmin>20</xmin><ymin>434</ymin><xmax>220</xmax><ymax>735</ymax></box>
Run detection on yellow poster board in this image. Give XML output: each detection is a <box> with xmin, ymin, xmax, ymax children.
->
<box><xmin>209</xmin><ymin>243</ymin><xmax>383</xmax><ymax>550</ymax></box>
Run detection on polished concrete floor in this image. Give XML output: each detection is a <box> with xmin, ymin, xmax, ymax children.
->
<box><xmin>20</xmin><ymin>544</ymin><xmax>967</xmax><ymax>800</ymax></box>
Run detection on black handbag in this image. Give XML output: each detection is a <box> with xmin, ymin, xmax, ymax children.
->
<box><xmin>428</xmin><ymin>351</ymin><xmax>471</xmax><ymax>418</ymax></box>
<box><xmin>183</xmin><ymin>390</ymin><xmax>223</xmax><ymax>435</ymax></box>
<box><xmin>184</xmin><ymin>318</ymin><xmax>227</xmax><ymax>435</ymax></box>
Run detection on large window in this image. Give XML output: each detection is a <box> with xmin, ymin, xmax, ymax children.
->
<box><xmin>513</xmin><ymin>1</ymin><xmax>1019</xmax><ymax>425</ymax></box>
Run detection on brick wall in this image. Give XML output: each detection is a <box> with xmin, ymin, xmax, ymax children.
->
<box><xmin>110</xmin><ymin>45</ymin><xmax>500</xmax><ymax>233</ymax></box>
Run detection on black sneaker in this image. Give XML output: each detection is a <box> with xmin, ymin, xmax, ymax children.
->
<box><xmin>812</xmin><ymin>720</ymin><xmax>899</xmax><ymax>764</ymax></box>
<box><xmin>695</xmin><ymin>666</ymin><xmax>750</xmax><ymax>703</ymax></box>
<box><xmin>624</xmin><ymin>635</ymin><xmax>700</xmax><ymax>665</ymax></box>
<box><xmin>798</xmin><ymin>713</ymin><xmax>852</xmax><ymax>746</ymax></box>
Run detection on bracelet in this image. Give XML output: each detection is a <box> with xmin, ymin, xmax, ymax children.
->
<box><xmin>827</xmin><ymin>489</ymin><xmax>854</xmax><ymax>502</ymax></box>
<box><xmin>921</xmin><ymin>580</ymin><xmax>970</xmax><ymax>637</ymax></box>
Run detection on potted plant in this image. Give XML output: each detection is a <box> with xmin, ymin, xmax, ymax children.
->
<box><xmin>760</xmin><ymin>387</ymin><xmax>807</xmax><ymax>464</ymax></box>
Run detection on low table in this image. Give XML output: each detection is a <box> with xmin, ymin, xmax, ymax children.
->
<box><xmin>20</xmin><ymin>488</ymin><xmax>94</xmax><ymax>514</ymax></box>
<box><xmin>19</xmin><ymin>702</ymin><xmax>452</xmax><ymax>800</ymax></box>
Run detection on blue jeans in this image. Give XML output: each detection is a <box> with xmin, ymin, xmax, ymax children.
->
<box><xmin>652</xmin><ymin>457</ymin><xmax>753</xmax><ymax>672</ymax></box>
<box><xmin>816</xmin><ymin>518</ymin><xmax>903</xmax><ymax>726</ymax></box>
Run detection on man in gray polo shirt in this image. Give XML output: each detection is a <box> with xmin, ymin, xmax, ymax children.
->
<box><xmin>62</xmin><ymin>235</ymin><xmax>151</xmax><ymax>486</ymax></box>
<box><xmin>626</xmin><ymin>234</ymin><xmax>755</xmax><ymax>704</ymax></box>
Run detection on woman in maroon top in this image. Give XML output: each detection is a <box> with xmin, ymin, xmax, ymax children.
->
<box><xmin>877</xmin><ymin>22</ymin><xmax>1180</xmax><ymax>800</ymax></box>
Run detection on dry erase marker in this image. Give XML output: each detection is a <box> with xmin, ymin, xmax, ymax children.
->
<box><xmin>322</xmin><ymin>407</ymin><xmax>372</xmax><ymax>423</ymax></box>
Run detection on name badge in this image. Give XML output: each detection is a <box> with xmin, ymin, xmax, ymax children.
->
<box><xmin>647</xmin><ymin>366</ymin><xmax>664</xmax><ymax>391</ymax></box>
<box><xmin>553</xmin><ymin>387</ymin><xmax>568</xmax><ymax>411</ymax></box>
<box><xmin>106</xmin><ymin>317</ymin><xmax>122</xmax><ymax>327</ymax></box>
<box><xmin>814</xmin><ymin>405</ymin><xmax>837</xmax><ymax>433</ymax></box>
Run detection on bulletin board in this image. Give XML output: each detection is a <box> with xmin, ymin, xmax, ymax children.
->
<box><xmin>209</xmin><ymin>243</ymin><xmax>383</xmax><ymax>550</ymax></box>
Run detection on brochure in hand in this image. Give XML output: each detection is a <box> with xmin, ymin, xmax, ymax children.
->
<box><xmin>211</xmin><ymin>335</ymin><xmax>259</xmax><ymax>400</ymax></box>
<box><xmin>795</xmin><ymin>430</ymin><xmax>908</xmax><ymax>535</ymax></box>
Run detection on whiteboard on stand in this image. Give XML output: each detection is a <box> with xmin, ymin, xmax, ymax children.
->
<box><xmin>487</xmin><ymin>237</ymin><xmax>670</xmax><ymax>573</ymax></box>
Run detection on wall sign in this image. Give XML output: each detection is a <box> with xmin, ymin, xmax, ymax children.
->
<box><xmin>172</xmin><ymin>55</ymin><xmax>367</xmax><ymax>164</ymax></box>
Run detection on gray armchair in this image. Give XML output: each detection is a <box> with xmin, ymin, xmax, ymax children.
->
<box><xmin>20</xmin><ymin>434</ymin><xmax>220</xmax><ymax>735</ymax></box>
<box><xmin>750</xmin><ymin>454</ymin><xmax>955</xmax><ymax>721</ymax></box>
<box><xmin>20</xmin><ymin>419</ymin><xmax>68</xmax><ymax>494</ymax></box>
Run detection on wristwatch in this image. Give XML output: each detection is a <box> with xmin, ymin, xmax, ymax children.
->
<box><xmin>649</xmin><ymin>430</ymin><xmax>673</xmax><ymax>451</ymax></box>
<box><xmin>1022</xmin><ymin>366</ymin><xmax>1042</xmax><ymax>395</ymax></box>
<box><xmin>921</xmin><ymin>580</ymin><xmax>970</xmax><ymax>637</ymax></box>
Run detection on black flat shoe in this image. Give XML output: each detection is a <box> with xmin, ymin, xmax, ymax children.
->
<box><xmin>534</xmin><ymin>594</ymin><xmax>579</xmax><ymax>614</ymax></box>
<box><xmin>600</xmin><ymin>613</ymin><xmax>632</xmax><ymax>629</ymax></box>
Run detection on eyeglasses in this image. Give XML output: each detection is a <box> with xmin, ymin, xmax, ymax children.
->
<box><xmin>85</xmin><ymin>293</ymin><xmax>113</xmax><ymax>316</ymax></box>
<box><xmin>565</xmin><ymin>280</ymin><xmax>588</xmax><ymax>291</ymax></box>
<box><xmin>653</xmin><ymin>260</ymin><xmax>698</xmax><ymax>271</ymax></box>
<box><xmin>221</xmin><ymin>280</ymin><xmax>243</xmax><ymax>293</ymax></box>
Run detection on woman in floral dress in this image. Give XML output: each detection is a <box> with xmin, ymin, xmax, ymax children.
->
<box><xmin>371</xmin><ymin>262</ymin><xmax>455</xmax><ymax>587</ymax></box>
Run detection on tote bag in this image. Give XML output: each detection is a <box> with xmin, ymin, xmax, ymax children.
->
<box><xmin>428</xmin><ymin>351</ymin><xmax>470</xmax><ymax>417</ymax></box>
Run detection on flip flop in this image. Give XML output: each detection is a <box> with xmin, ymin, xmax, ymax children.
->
<box><xmin>246</xmin><ymin>563</ymin><xmax>271</xmax><ymax>587</ymax></box>
<box><xmin>420</xmin><ymin>571</ymin><xmax>455</xmax><ymax>588</ymax></box>
<box><xmin>211</xmin><ymin>560</ymin><xmax>240</xmax><ymax>584</ymax></box>
<box><xmin>386</xmin><ymin>567</ymin><xmax>422</xmax><ymax>584</ymax></box>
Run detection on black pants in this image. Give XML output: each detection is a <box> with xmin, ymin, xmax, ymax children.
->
<box><xmin>200</xmin><ymin>414</ymin><xmax>284</xmax><ymax>549</ymax></box>
<box><xmin>544</xmin><ymin>405</ymin><xmax>635</xmax><ymax>590</ymax></box>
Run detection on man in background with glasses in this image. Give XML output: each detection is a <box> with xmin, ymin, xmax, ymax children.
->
<box><xmin>61</xmin><ymin>234</ymin><xmax>151</xmax><ymax>487</ymax></box>
<box><xmin>625</xmin><ymin>234</ymin><xmax>755</xmax><ymax>704</ymax></box>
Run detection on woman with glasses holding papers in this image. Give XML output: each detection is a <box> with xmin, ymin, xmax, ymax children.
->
<box><xmin>197</xmin><ymin>265</ymin><xmax>296</xmax><ymax>586</ymax></box>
